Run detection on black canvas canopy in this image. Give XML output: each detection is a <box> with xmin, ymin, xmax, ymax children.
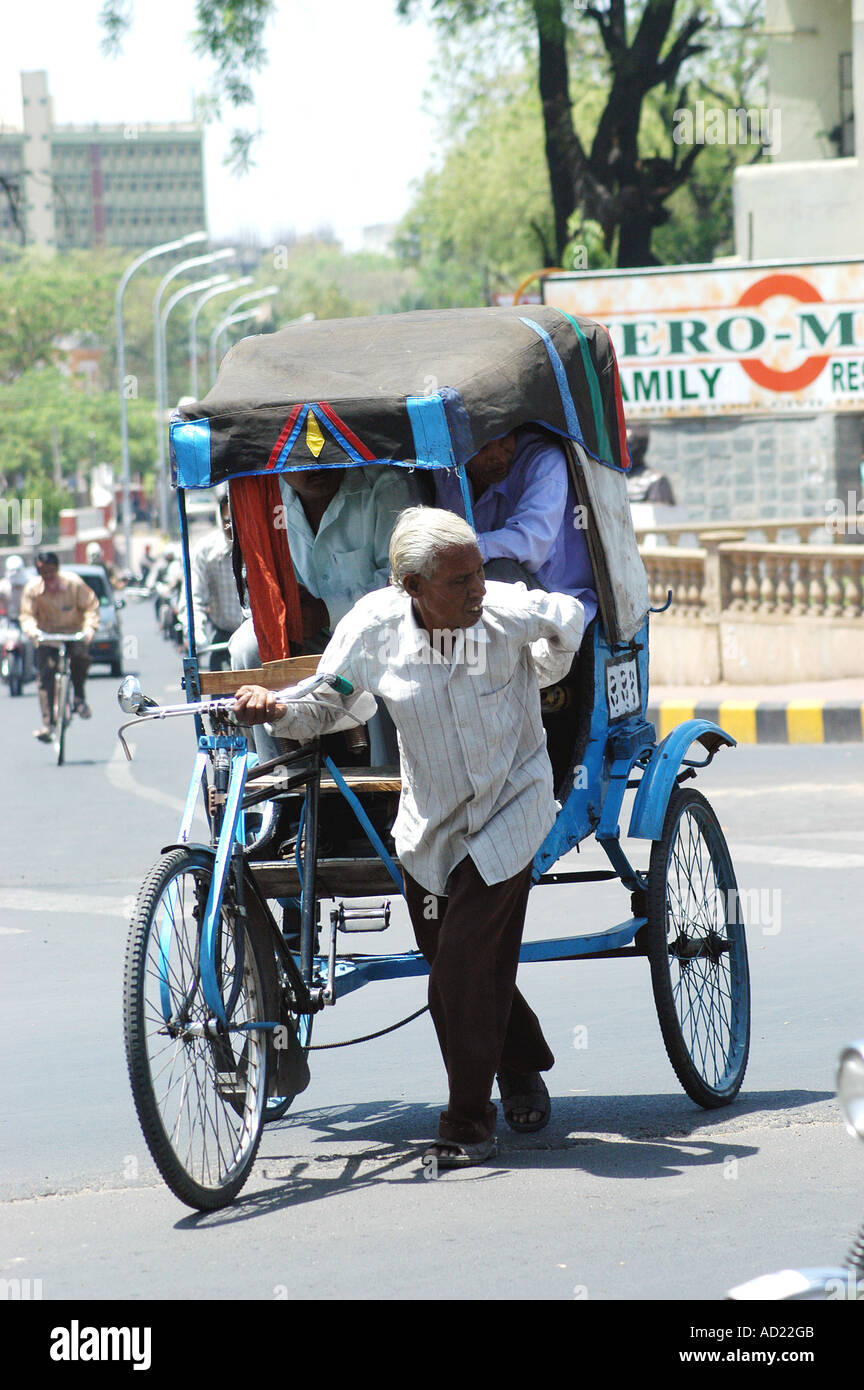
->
<box><xmin>171</xmin><ymin>305</ymin><xmax>629</xmax><ymax>489</ymax></box>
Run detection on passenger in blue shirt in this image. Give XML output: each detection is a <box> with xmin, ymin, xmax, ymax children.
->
<box><xmin>434</xmin><ymin>426</ymin><xmax>598</xmax><ymax>626</ymax></box>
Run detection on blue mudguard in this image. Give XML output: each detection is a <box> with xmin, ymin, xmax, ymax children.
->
<box><xmin>628</xmin><ymin>719</ymin><xmax>736</xmax><ymax>841</ymax></box>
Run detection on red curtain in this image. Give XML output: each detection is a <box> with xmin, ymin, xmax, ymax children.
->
<box><xmin>229</xmin><ymin>475</ymin><xmax>303</xmax><ymax>662</ymax></box>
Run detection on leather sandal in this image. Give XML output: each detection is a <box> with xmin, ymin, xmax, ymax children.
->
<box><xmin>496</xmin><ymin>1069</ymin><xmax>551</xmax><ymax>1134</ymax></box>
<box><xmin>422</xmin><ymin>1135</ymin><xmax>497</xmax><ymax>1170</ymax></box>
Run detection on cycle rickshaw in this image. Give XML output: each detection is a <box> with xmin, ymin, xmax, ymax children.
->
<box><xmin>119</xmin><ymin>305</ymin><xmax>750</xmax><ymax>1210</ymax></box>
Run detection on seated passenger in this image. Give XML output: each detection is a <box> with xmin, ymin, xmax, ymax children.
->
<box><xmin>434</xmin><ymin>427</ymin><xmax>597</xmax><ymax>626</ymax></box>
<box><xmin>231</xmin><ymin>462</ymin><xmax>423</xmax><ymax>764</ymax></box>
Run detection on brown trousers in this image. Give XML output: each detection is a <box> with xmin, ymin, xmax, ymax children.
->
<box><xmin>403</xmin><ymin>856</ymin><xmax>554</xmax><ymax>1145</ymax></box>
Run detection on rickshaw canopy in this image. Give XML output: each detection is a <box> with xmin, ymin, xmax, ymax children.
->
<box><xmin>170</xmin><ymin>304</ymin><xmax>650</xmax><ymax>650</ymax></box>
<box><xmin>170</xmin><ymin>305</ymin><xmax>630</xmax><ymax>487</ymax></box>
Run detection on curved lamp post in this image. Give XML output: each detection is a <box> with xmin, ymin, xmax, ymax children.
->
<box><xmin>188</xmin><ymin>276</ymin><xmax>254</xmax><ymax>399</ymax></box>
<box><xmin>214</xmin><ymin>286</ymin><xmax>278</xmax><ymax>367</ymax></box>
<box><xmin>208</xmin><ymin>288</ymin><xmax>278</xmax><ymax>384</ymax></box>
<box><xmin>159</xmin><ymin>272</ymin><xmax>231</xmax><ymax>445</ymax></box>
<box><xmin>115</xmin><ymin>230</ymin><xmax>206</xmax><ymax>567</ymax></box>
<box><xmin>208</xmin><ymin>309</ymin><xmax>263</xmax><ymax>385</ymax></box>
<box><xmin>152</xmin><ymin>247</ymin><xmax>236</xmax><ymax>531</ymax></box>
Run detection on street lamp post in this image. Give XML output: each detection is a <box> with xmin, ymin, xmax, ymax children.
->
<box><xmin>188</xmin><ymin>276</ymin><xmax>254</xmax><ymax>399</ymax></box>
<box><xmin>158</xmin><ymin>272</ymin><xmax>230</xmax><ymax>430</ymax></box>
<box><xmin>208</xmin><ymin>309</ymin><xmax>263</xmax><ymax>385</ymax></box>
<box><xmin>209</xmin><ymin>287</ymin><xmax>279</xmax><ymax>383</ymax></box>
<box><xmin>115</xmin><ymin>230</ymin><xmax>206</xmax><ymax>570</ymax></box>
<box><xmin>152</xmin><ymin>247</ymin><xmax>236</xmax><ymax>532</ymax></box>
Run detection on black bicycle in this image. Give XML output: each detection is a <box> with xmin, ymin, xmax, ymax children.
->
<box><xmin>37</xmin><ymin>631</ymin><xmax>85</xmax><ymax>766</ymax></box>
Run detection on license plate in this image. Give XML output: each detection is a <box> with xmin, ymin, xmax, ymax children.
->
<box><xmin>605</xmin><ymin>657</ymin><xmax>641</xmax><ymax>720</ymax></box>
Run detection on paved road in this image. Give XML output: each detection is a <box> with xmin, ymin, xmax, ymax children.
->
<box><xmin>2</xmin><ymin>598</ymin><xmax>863</xmax><ymax>1312</ymax></box>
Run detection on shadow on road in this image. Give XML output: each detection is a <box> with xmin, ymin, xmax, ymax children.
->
<box><xmin>173</xmin><ymin>1088</ymin><xmax>834</xmax><ymax>1229</ymax></box>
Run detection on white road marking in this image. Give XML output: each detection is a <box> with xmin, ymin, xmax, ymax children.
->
<box><xmin>0</xmin><ymin>889</ymin><xmax>130</xmax><ymax>918</ymax></box>
<box><xmin>707</xmin><ymin>783</ymin><xmax>864</xmax><ymax>799</ymax></box>
<box><xmin>732</xmin><ymin>844</ymin><xmax>864</xmax><ymax>869</ymax></box>
<box><xmin>105</xmin><ymin>741</ymin><xmax>187</xmax><ymax>814</ymax></box>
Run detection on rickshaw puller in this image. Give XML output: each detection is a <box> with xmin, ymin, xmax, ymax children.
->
<box><xmin>233</xmin><ymin>507</ymin><xmax>587</xmax><ymax>1170</ymax></box>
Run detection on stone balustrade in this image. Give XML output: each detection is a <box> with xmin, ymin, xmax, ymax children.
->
<box><xmin>640</xmin><ymin>528</ymin><xmax>864</xmax><ymax>683</ymax></box>
<box><xmin>635</xmin><ymin>515</ymin><xmax>863</xmax><ymax>548</ymax></box>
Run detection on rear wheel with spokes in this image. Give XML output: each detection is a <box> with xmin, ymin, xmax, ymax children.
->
<box><xmin>123</xmin><ymin>848</ymin><xmax>270</xmax><ymax>1209</ymax></box>
<box><xmin>645</xmin><ymin>786</ymin><xmax>750</xmax><ymax>1108</ymax></box>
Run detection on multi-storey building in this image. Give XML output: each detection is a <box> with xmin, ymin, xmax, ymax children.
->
<box><xmin>734</xmin><ymin>0</ymin><xmax>863</xmax><ymax>259</ymax></box>
<box><xmin>0</xmin><ymin>71</ymin><xmax>206</xmax><ymax>251</ymax></box>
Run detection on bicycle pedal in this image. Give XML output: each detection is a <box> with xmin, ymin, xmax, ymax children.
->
<box><xmin>331</xmin><ymin>900</ymin><xmax>391</xmax><ymax>933</ymax></box>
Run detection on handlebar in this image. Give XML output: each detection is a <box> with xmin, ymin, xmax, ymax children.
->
<box><xmin>36</xmin><ymin>631</ymin><xmax>87</xmax><ymax>645</ymax></box>
<box><xmin>116</xmin><ymin>670</ymin><xmax>354</xmax><ymax>761</ymax></box>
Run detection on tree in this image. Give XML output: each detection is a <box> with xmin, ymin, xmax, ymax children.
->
<box><xmin>396</xmin><ymin>0</ymin><xmax>765</xmax><ymax>266</ymax></box>
<box><xmin>394</xmin><ymin>72</ymin><xmax>558</xmax><ymax>306</ymax></box>
<box><xmin>0</xmin><ymin>249</ymin><xmax>162</xmax><ymax>522</ymax></box>
<box><xmin>99</xmin><ymin>2</ymin><xmax>765</xmax><ymax>264</ymax></box>
<box><xmin>0</xmin><ymin>251</ymin><xmax>118</xmax><ymax>385</ymax></box>
<box><xmin>0</xmin><ymin>366</ymin><xmax>155</xmax><ymax>528</ymax></box>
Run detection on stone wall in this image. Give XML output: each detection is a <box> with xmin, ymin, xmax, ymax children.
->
<box><xmin>639</xmin><ymin>414</ymin><xmax>864</xmax><ymax>524</ymax></box>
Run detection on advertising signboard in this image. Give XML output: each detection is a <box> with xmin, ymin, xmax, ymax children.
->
<box><xmin>541</xmin><ymin>259</ymin><xmax>864</xmax><ymax>417</ymax></box>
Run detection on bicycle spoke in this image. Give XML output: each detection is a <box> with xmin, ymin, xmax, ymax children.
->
<box><xmin>125</xmin><ymin>851</ymin><xmax>269</xmax><ymax>1207</ymax></box>
<box><xmin>649</xmin><ymin>789</ymin><xmax>750</xmax><ymax>1105</ymax></box>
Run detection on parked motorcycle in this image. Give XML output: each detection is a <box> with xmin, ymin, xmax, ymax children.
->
<box><xmin>0</xmin><ymin>616</ymin><xmax>35</xmax><ymax>696</ymax></box>
<box><xmin>727</xmin><ymin>1041</ymin><xmax>864</xmax><ymax>1301</ymax></box>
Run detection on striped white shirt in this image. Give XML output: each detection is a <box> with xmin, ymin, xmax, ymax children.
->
<box><xmin>184</xmin><ymin>527</ymin><xmax>244</xmax><ymax>644</ymax></box>
<box><xmin>269</xmin><ymin>580</ymin><xmax>586</xmax><ymax>895</ymax></box>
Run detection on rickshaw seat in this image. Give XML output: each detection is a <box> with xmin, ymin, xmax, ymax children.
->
<box><xmin>248</xmin><ymin>765</ymin><xmax>401</xmax><ymax>795</ymax></box>
<box><xmin>198</xmin><ymin>654</ymin><xmax>321</xmax><ymax>696</ymax></box>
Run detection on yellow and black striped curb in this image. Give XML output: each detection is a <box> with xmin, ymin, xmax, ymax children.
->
<box><xmin>646</xmin><ymin>700</ymin><xmax>864</xmax><ymax>744</ymax></box>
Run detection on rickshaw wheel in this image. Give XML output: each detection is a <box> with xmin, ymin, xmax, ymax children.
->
<box><xmin>123</xmin><ymin>848</ymin><xmax>269</xmax><ymax>1210</ymax></box>
<box><xmin>645</xmin><ymin>786</ymin><xmax>750</xmax><ymax>1108</ymax></box>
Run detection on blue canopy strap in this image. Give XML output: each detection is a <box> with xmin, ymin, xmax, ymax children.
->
<box><xmin>517</xmin><ymin>315</ymin><xmax>586</xmax><ymax>449</ymax></box>
<box><xmin>406</xmin><ymin>391</ymin><xmax>475</xmax><ymax>529</ymax></box>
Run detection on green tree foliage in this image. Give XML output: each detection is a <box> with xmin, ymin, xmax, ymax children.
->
<box><xmin>397</xmin><ymin>0</ymin><xmax>766</xmax><ymax>267</ymax></box>
<box><xmin>97</xmin><ymin>2</ymin><xmax>765</xmax><ymax>276</ymax></box>
<box><xmin>266</xmin><ymin>236</ymin><xmax>419</xmax><ymax>322</ymax></box>
<box><xmin>0</xmin><ymin>250</ymin><xmax>118</xmax><ymax>384</ymax></box>
<box><xmin>0</xmin><ymin>366</ymin><xmax>154</xmax><ymax>528</ymax></box>
<box><xmin>0</xmin><ymin>248</ymin><xmax>161</xmax><ymax>521</ymax></box>
<box><xmin>394</xmin><ymin>73</ymin><xmax>557</xmax><ymax>306</ymax></box>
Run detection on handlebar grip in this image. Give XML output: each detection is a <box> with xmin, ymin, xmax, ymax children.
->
<box><xmin>329</xmin><ymin>675</ymin><xmax>354</xmax><ymax>695</ymax></box>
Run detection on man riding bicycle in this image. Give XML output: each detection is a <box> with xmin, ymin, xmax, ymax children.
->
<box><xmin>19</xmin><ymin>551</ymin><xmax>100</xmax><ymax>741</ymax></box>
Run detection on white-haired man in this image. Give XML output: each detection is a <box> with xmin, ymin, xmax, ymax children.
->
<box><xmin>233</xmin><ymin>506</ymin><xmax>586</xmax><ymax>1169</ymax></box>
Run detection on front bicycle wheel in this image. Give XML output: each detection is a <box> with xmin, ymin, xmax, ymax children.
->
<box><xmin>53</xmin><ymin>668</ymin><xmax>71</xmax><ymax>766</ymax></box>
<box><xmin>123</xmin><ymin>848</ymin><xmax>270</xmax><ymax>1209</ymax></box>
<box><xmin>645</xmin><ymin>786</ymin><xmax>750</xmax><ymax>1108</ymax></box>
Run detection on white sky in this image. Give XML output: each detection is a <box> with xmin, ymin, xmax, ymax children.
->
<box><xmin>1</xmin><ymin>0</ymin><xmax>440</xmax><ymax>248</ymax></box>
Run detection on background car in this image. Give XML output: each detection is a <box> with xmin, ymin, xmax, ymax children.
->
<box><xmin>66</xmin><ymin>563</ymin><xmax>125</xmax><ymax>677</ymax></box>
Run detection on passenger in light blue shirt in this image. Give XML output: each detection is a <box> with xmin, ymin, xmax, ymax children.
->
<box><xmin>434</xmin><ymin>426</ymin><xmax>597</xmax><ymax>626</ymax></box>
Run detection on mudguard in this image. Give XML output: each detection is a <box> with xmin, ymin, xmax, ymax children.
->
<box><xmin>628</xmin><ymin>719</ymin><xmax>736</xmax><ymax>841</ymax></box>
